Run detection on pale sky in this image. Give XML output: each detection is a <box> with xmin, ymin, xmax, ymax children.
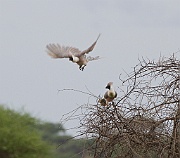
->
<box><xmin>0</xmin><ymin>0</ymin><xmax>180</xmax><ymax>135</ymax></box>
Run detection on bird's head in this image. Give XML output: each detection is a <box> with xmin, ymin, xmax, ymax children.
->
<box><xmin>105</xmin><ymin>82</ymin><xmax>113</xmax><ymax>89</ymax></box>
<box><xmin>69</xmin><ymin>57</ymin><xmax>73</xmax><ymax>61</ymax></box>
<box><xmin>69</xmin><ymin>55</ymin><xmax>79</xmax><ymax>63</ymax></box>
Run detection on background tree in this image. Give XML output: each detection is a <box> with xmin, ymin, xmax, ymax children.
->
<box><xmin>0</xmin><ymin>105</ymin><xmax>93</xmax><ymax>158</ymax></box>
<box><xmin>36</xmin><ymin>121</ymin><xmax>91</xmax><ymax>158</ymax></box>
<box><xmin>0</xmin><ymin>105</ymin><xmax>55</xmax><ymax>158</ymax></box>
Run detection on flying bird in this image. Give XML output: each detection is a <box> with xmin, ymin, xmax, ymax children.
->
<box><xmin>46</xmin><ymin>34</ymin><xmax>101</xmax><ymax>71</ymax></box>
<box><xmin>100</xmin><ymin>82</ymin><xmax>117</xmax><ymax>106</ymax></box>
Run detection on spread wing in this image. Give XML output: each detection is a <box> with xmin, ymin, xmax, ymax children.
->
<box><xmin>46</xmin><ymin>44</ymin><xmax>82</xmax><ymax>58</ymax></box>
<box><xmin>80</xmin><ymin>34</ymin><xmax>101</xmax><ymax>56</ymax></box>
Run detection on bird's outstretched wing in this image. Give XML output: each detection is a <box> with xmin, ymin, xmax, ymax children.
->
<box><xmin>80</xmin><ymin>34</ymin><xmax>101</xmax><ymax>55</ymax></box>
<box><xmin>86</xmin><ymin>56</ymin><xmax>101</xmax><ymax>62</ymax></box>
<box><xmin>46</xmin><ymin>44</ymin><xmax>81</xmax><ymax>58</ymax></box>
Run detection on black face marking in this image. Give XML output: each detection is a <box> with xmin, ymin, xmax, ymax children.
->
<box><xmin>105</xmin><ymin>85</ymin><xmax>110</xmax><ymax>89</ymax></box>
<box><xmin>69</xmin><ymin>57</ymin><xmax>73</xmax><ymax>61</ymax></box>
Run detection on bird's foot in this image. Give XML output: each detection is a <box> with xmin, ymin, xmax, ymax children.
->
<box><xmin>79</xmin><ymin>65</ymin><xmax>86</xmax><ymax>71</ymax></box>
<box><xmin>79</xmin><ymin>66</ymin><xmax>83</xmax><ymax>71</ymax></box>
<box><xmin>81</xmin><ymin>66</ymin><xmax>85</xmax><ymax>71</ymax></box>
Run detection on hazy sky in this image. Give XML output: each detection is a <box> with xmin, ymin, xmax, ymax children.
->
<box><xmin>0</xmin><ymin>0</ymin><xmax>180</xmax><ymax>135</ymax></box>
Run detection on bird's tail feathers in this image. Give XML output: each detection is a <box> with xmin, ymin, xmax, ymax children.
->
<box><xmin>87</xmin><ymin>56</ymin><xmax>101</xmax><ymax>62</ymax></box>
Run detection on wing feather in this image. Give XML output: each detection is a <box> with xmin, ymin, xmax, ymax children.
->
<box><xmin>46</xmin><ymin>44</ymin><xmax>81</xmax><ymax>58</ymax></box>
<box><xmin>80</xmin><ymin>34</ymin><xmax>101</xmax><ymax>55</ymax></box>
<box><xmin>46</xmin><ymin>34</ymin><xmax>100</xmax><ymax>58</ymax></box>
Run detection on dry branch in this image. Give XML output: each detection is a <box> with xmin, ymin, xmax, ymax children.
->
<box><xmin>61</xmin><ymin>52</ymin><xmax>180</xmax><ymax>158</ymax></box>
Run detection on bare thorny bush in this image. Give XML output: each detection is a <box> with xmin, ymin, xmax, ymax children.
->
<box><xmin>60</xmin><ymin>53</ymin><xmax>180</xmax><ymax>158</ymax></box>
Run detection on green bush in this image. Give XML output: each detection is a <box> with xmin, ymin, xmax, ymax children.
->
<box><xmin>0</xmin><ymin>105</ymin><xmax>54</xmax><ymax>158</ymax></box>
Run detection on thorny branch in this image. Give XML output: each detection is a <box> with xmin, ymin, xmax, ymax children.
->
<box><xmin>60</xmin><ymin>53</ymin><xmax>180</xmax><ymax>158</ymax></box>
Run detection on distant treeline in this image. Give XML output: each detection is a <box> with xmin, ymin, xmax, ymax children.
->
<box><xmin>0</xmin><ymin>105</ymin><xmax>92</xmax><ymax>158</ymax></box>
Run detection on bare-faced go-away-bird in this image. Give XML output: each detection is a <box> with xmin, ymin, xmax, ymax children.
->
<box><xmin>104</xmin><ymin>82</ymin><xmax>117</xmax><ymax>102</ymax></box>
<box><xmin>46</xmin><ymin>34</ymin><xmax>101</xmax><ymax>71</ymax></box>
<box><xmin>99</xmin><ymin>82</ymin><xmax>117</xmax><ymax>106</ymax></box>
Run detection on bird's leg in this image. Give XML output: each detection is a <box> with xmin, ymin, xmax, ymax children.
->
<box><xmin>81</xmin><ymin>65</ymin><xmax>86</xmax><ymax>71</ymax></box>
<box><xmin>79</xmin><ymin>65</ymin><xmax>86</xmax><ymax>71</ymax></box>
<box><xmin>79</xmin><ymin>65</ymin><xmax>83</xmax><ymax>71</ymax></box>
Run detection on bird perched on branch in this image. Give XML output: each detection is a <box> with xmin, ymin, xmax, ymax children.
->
<box><xmin>104</xmin><ymin>82</ymin><xmax>117</xmax><ymax>102</ymax></box>
<box><xmin>99</xmin><ymin>82</ymin><xmax>117</xmax><ymax>106</ymax></box>
<box><xmin>46</xmin><ymin>34</ymin><xmax>101</xmax><ymax>71</ymax></box>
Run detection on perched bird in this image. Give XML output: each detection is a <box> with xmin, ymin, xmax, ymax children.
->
<box><xmin>104</xmin><ymin>82</ymin><xmax>117</xmax><ymax>103</ymax></box>
<box><xmin>46</xmin><ymin>34</ymin><xmax>101</xmax><ymax>71</ymax></box>
<box><xmin>98</xmin><ymin>98</ymin><xmax>108</xmax><ymax>106</ymax></box>
<box><xmin>99</xmin><ymin>82</ymin><xmax>117</xmax><ymax>106</ymax></box>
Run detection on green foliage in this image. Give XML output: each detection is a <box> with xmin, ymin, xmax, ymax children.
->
<box><xmin>0</xmin><ymin>105</ymin><xmax>54</xmax><ymax>158</ymax></box>
<box><xmin>36</xmin><ymin>122</ymin><xmax>92</xmax><ymax>158</ymax></box>
<box><xmin>0</xmin><ymin>105</ymin><xmax>92</xmax><ymax>158</ymax></box>
<box><xmin>56</xmin><ymin>138</ymin><xmax>92</xmax><ymax>158</ymax></box>
<box><xmin>37</xmin><ymin>122</ymin><xmax>65</xmax><ymax>144</ymax></box>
